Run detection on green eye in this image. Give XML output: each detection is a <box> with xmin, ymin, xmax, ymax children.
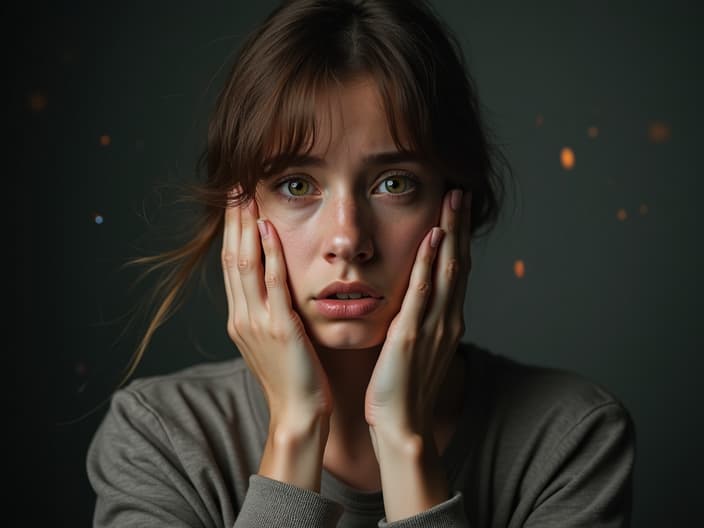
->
<box><xmin>284</xmin><ymin>179</ymin><xmax>310</xmax><ymax>196</ymax></box>
<box><xmin>377</xmin><ymin>175</ymin><xmax>415</xmax><ymax>195</ymax></box>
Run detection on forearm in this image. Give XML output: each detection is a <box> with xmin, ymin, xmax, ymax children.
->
<box><xmin>369</xmin><ymin>426</ymin><xmax>450</xmax><ymax>523</ymax></box>
<box><xmin>258</xmin><ymin>412</ymin><xmax>331</xmax><ymax>493</ymax></box>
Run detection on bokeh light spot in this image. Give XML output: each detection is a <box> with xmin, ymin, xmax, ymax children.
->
<box><xmin>92</xmin><ymin>212</ymin><xmax>104</xmax><ymax>224</ymax></box>
<box><xmin>648</xmin><ymin>121</ymin><xmax>671</xmax><ymax>143</ymax></box>
<box><xmin>99</xmin><ymin>135</ymin><xmax>111</xmax><ymax>146</ymax></box>
<box><xmin>587</xmin><ymin>126</ymin><xmax>599</xmax><ymax>138</ymax></box>
<box><xmin>560</xmin><ymin>147</ymin><xmax>575</xmax><ymax>170</ymax></box>
<box><xmin>617</xmin><ymin>208</ymin><xmax>628</xmax><ymax>221</ymax></box>
<box><xmin>639</xmin><ymin>203</ymin><xmax>649</xmax><ymax>215</ymax></box>
<box><xmin>514</xmin><ymin>259</ymin><xmax>525</xmax><ymax>279</ymax></box>
<box><xmin>536</xmin><ymin>114</ymin><xmax>544</xmax><ymax>127</ymax></box>
<box><xmin>29</xmin><ymin>92</ymin><xmax>48</xmax><ymax>112</ymax></box>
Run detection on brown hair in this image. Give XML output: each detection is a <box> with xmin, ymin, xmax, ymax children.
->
<box><xmin>118</xmin><ymin>0</ymin><xmax>512</xmax><ymax>389</ymax></box>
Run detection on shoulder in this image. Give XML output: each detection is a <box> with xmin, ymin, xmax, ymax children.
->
<box><xmin>86</xmin><ymin>358</ymin><xmax>263</xmax><ymax>525</ymax></box>
<box><xmin>463</xmin><ymin>342</ymin><xmax>636</xmax><ymax>478</ymax></box>
<box><xmin>116</xmin><ymin>357</ymin><xmax>249</xmax><ymax>406</ymax></box>
<box><xmin>104</xmin><ymin>356</ymin><xmax>263</xmax><ymax>437</ymax></box>
<box><xmin>460</xmin><ymin>344</ymin><xmax>636</xmax><ymax>525</ymax></box>
<box><xmin>467</xmin><ymin>342</ymin><xmax>634</xmax><ymax>433</ymax></box>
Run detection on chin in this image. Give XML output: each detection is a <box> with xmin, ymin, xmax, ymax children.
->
<box><xmin>308</xmin><ymin>320</ymin><xmax>387</xmax><ymax>350</ymax></box>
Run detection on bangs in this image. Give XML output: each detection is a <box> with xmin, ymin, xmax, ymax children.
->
<box><xmin>256</xmin><ymin>64</ymin><xmax>442</xmax><ymax>179</ymax></box>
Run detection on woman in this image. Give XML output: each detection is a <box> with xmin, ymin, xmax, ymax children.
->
<box><xmin>86</xmin><ymin>1</ymin><xmax>636</xmax><ymax>526</ymax></box>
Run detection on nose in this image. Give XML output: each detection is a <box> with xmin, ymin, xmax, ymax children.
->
<box><xmin>322</xmin><ymin>195</ymin><xmax>374</xmax><ymax>264</ymax></box>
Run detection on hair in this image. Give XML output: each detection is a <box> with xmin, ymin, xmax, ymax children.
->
<box><xmin>117</xmin><ymin>0</ymin><xmax>513</xmax><ymax>389</ymax></box>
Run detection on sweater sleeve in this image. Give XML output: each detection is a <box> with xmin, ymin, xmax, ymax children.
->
<box><xmin>86</xmin><ymin>389</ymin><xmax>344</xmax><ymax>528</ymax></box>
<box><xmin>377</xmin><ymin>491</ymin><xmax>469</xmax><ymax>527</ymax></box>
<box><xmin>524</xmin><ymin>402</ymin><xmax>636</xmax><ymax>528</ymax></box>
<box><xmin>234</xmin><ymin>475</ymin><xmax>344</xmax><ymax>527</ymax></box>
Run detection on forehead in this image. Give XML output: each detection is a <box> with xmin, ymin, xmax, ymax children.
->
<box><xmin>266</xmin><ymin>75</ymin><xmax>414</xmax><ymax>160</ymax></box>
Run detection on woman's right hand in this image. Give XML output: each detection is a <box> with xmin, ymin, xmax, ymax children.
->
<box><xmin>222</xmin><ymin>193</ymin><xmax>334</xmax><ymax>428</ymax></box>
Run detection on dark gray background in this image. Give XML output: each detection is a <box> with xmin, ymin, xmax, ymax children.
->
<box><xmin>14</xmin><ymin>1</ymin><xmax>702</xmax><ymax>526</ymax></box>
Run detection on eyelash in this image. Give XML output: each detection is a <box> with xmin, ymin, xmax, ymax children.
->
<box><xmin>272</xmin><ymin>172</ymin><xmax>419</xmax><ymax>201</ymax></box>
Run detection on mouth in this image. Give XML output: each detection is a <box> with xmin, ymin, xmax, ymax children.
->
<box><xmin>315</xmin><ymin>281</ymin><xmax>383</xmax><ymax>301</ymax></box>
<box><xmin>324</xmin><ymin>292</ymin><xmax>375</xmax><ymax>300</ymax></box>
<box><xmin>313</xmin><ymin>295</ymin><xmax>383</xmax><ymax>318</ymax></box>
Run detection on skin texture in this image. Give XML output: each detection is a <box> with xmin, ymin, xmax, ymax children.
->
<box><xmin>223</xmin><ymin>75</ymin><xmax>473</xmax><ymax>514</ymax></box>
<box><xmin>254</xmin><ymin>77</ymin><xmax>445</xmax><ymax>351</ymax></box>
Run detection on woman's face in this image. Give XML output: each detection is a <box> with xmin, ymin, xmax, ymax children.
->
<box><xmin>255</xmin><ymin>77</ymin><xmax>445</xmax><ymax>349</ymax></box>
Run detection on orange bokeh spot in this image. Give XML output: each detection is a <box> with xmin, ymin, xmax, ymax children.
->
<box><xmin>99</xmin><ymin>135</ymin><xmax>111</xmax><ymax>146</ymax></box>
<box><xmin>29</xmin><ymin>92</ymin><xmax>48</xmax><ymax>112</ymax></box>
<box><xmin>587</xmin><ymin>126</ymin><xmax>599</xmax><ymax>138</ymax></box>
<box><xmin>617</xmin><ymin>208</ymin><xmax>628</xmax><ymax>221</ymax></box>
<box><xmin>560</xmin><ymin>147</ymin><xmax>575</xmax><ymax>170</ymax></box>
<box><xmin>514</xmin><ymin>259</ymin><xmax>525</xmax><ymax>279</ymax></box>
<box><xmin>648</xmin><ymin>121</ymin><xmax>671</xmax><ymax>143</ymax></box>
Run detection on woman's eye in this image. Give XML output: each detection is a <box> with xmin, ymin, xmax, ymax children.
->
<box><xmin>374</xmin><ymin>174</ymin><xmax>416</xmax><ymax>195</ymax></box>
<box><xmin>278</xmin><ymin>178</ymin><xmax>313</xmax><ymax>198</ymax></box>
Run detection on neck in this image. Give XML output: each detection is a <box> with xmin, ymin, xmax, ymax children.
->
<box><xmin>314</xmin><ymin>342</ymin><xmax>466</xmax><ymax>460</ymax></box>
<box><xmin>315</xmin><ymin>343</ymin><xmax>382</xmax><ymax>452</ymax></box>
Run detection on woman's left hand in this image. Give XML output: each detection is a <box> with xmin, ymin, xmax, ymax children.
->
<box><xmin>364</xmin><ymin>188</ymin><xmax>472</xmax><ymax>442</ymax></box>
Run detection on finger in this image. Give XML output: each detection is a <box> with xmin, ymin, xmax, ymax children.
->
<box><xmin>449</xmin><ymin>191</ymin><xmax>473</xmax><ymax>325</ymax></box>
<box><xmin>256</xmin><ymin>217</ymin><xmax>295</xmax><ymax>318</ymax></box>
<box><xmin>426</xmin><ymin>189</ymin><xmax>462</xmax><ymax>319</ymax></box>
<box><xmin>392</xmin><ymin>226</ymin><xmax>445</xmax><ymax>335</ymax></box>
<box><xmin>459</xmin><ymin>191</ymin><xmax>472</xmax><ymax>274</ymax></box>
<box><xmin>238</xmin><ymin>198</ymin><xmax>267</xmax><ymax>319</ymax></box>
<box><xmin>222</xmin><ymin>190</ymin><xmax>248</xmax><ymax>323</ymax></box>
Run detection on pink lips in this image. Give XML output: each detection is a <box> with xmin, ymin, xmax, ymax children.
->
<box><xmin>314</xmin><ymin>298</ymin><xmax>383</xmax><ymax>318</ymax></box>
<box><xmin>314</xmin><ymin>281</ymin><xmax>383</xmax><ymax>319</ymax></box>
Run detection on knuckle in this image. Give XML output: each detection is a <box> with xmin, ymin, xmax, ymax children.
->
<box><xmin>270</xmin><ymin>323</ymin><xmax>287</xmax><ymax>341</ymax></box>
<box><xmin>449</xmin><ymin>318</ymin><xmax>464</xmax><ymax>341</ymax></box>
<box><xmin>233</xmin><ymin>315</ymin><xmax>245</xmax><ymax>333</ymax></box>
<box><xmin>421</xmin><ymin>251</ymin><xmax>434</xmax><ymax>265</ymax></box>
<box><xmin>435</xmin><ymin>320</ymin><xmax>445</xmax><ymax>337</ymax></box>
<box><xmin>226</xmin><ymin>319</ymin><xmax>240</xmax><ymax>342</ymax></box>
<box><xmin>264</xmin><ymin>273</ymin><xmax>279</xmax><ymax>289</ymax></box>
<box><xmin>238</xmin><ymin>256</ymin><xmax>252</xmax><ymax>273</ymax></box>
<box><xmin>401</xmin><ymin>331</ymin><xmax>418</xmax><ymax>348</ymax></box>
<box><xmin>416</xmin><ymin>281</ymin><xmax>430</xmax><ymax>296</ymax></box>
<box><xmin>446</xmin><ymin>258</ymin><xmax>460</xmax><ymax>281</ymax></box>
<box><xmin>221</xmin><ymin>250</ymin><xmax>237</xmax><ymax>270</ymax></box>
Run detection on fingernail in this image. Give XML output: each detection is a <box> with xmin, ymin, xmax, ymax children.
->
<box><xmin>257</xmin><ymin>218</ymin><xmax>269</xmax><ymax>239</ymax></box>
<box><xmin>450</xmin><ymin>189</ymin><xmax>463</xmax><ymax>211</ymax></box>
<box><xmin>430</xmin><ymin>227</ymin><xmax>444</xmax><ymax>248</ymax></box>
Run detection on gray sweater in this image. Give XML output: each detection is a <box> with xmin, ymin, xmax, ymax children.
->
<box><xmin>86</xmin><ymin>342</ymin><xmax>635</xmax><ymax>527</ymax></box>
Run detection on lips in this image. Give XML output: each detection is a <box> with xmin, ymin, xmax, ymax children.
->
<box><xmin>314</xmin><ymin>297</ymin><xmax>382</xmax><ymax>318</ymax></box>
<box><xmin>315</xmin><ymin>281</ymin><xmax>383</xmax><ymax>301</ymax></box>
<box><xmin>313</xmin><ymin>281</ymin><xmax>384</xmax><ymax>319</ymax></box>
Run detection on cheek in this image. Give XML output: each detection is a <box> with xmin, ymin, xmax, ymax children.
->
<box><xmin>266</xmin><ymin>219</ymin><xmax>312</xmax><ymax>301</ymax></box>
<box><xmin>378</xmin><ymin>211</ymin><xmax>437</xmax><ymax>282</ymax></box>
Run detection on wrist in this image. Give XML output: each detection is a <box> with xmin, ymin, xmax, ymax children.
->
<box><xmin>369</xmin><ymin>426</ymin><xmax>450</xmax><ymax>522</ymax></box>
<box><xmin>259</xmin><ymin>413</ymin><xmax>330</xmax><ymax>493</ymax></box>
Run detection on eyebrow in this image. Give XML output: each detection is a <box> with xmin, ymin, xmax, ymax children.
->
<box><xmin>263</xmin><ymin>150</ymin><xmax>424</xmax><ymax>172</ymax></box>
